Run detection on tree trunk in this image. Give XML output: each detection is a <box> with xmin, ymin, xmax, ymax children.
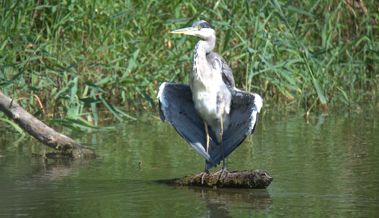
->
<box><xmin>162</xmin><ymin>169</ymin><xmax>273</xmax><ymax>189</ymax></box>
<box><xmin>0</xmin><ymin>91</ymin><xmax>95</xmax><ymax>159</ymax></box>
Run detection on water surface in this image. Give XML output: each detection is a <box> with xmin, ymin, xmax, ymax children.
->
<box><xmin>0</xmin><ymin>113</ymin><xmax>378</xmax><ymax>217</ymax></box>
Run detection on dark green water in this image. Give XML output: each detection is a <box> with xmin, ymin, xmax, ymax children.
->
<box><xmin>1</xmin><ymin>113</ymin><xmax>378</xmax><ymax>217</ymax></box>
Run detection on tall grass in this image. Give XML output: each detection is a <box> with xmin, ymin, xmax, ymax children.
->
<box><xmin>0</xmin><ymin>0</ymin><xmax>378</xmax><ymax>128</ymax></box>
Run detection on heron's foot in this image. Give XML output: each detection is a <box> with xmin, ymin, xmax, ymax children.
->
<box><xmin>215</xmin><ymin>167</ymin><xmax>229</xmax><ymax>180</ymax></box>
<box><xmin>199</xmin><ymin>171</ymin><xmax>209</xmax><ymax>185</ymax></box>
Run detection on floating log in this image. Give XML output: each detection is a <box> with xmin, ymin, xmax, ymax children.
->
<box><xmin>0</xmin><ymin>91</ymin><xmax>95</xmax><ymax>159</ymax></box>
<box><xmin>163</xmin><ymin>169</ymin><xmax>273</xmax><ymax>189</ymax></box>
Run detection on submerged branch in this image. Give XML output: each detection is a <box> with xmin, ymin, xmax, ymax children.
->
<box><xmin>0</xmin><ymin>91</ymin><xmax>95</xmax><ymax>159</ymax></box>
<box><xmin>163</xmin><ymin>169</ymin><xmax>273</xmax><ymax>189</ymax></box>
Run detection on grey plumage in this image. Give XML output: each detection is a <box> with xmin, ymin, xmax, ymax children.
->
<box><xmin>159</xmin><ymin>20</ymin><xmax>263</xmax><ymax>170</ymax></box>
<box><xmin>206</xmin><ymin>52</ymin><xmax>235</xmax><ymax>89</ymax></box>
<box><xmin>158</xmin><ymin>83</ymin><xmax>262</xmax><ymax>169</ymax></box>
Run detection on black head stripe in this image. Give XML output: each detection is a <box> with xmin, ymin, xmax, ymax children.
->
<box><xmin>199</xmin><ymin>21</ymin><xmax>211</xmax><ymax>28</ymax></box>
<box><xmin>192</xmin><ymin>20</ymin><xmax>212</xmax><ymax>29</ymax></box>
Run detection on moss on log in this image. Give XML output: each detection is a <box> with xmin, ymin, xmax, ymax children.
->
<box><xmin>164</xmin><ymin>169</ymin><xmax>273</xmax><ymax>189</ymax></box>
<box><xmin>0</xmin><ymin>91</ymin><xmax>95</xmax><ymax>159</ymax></box>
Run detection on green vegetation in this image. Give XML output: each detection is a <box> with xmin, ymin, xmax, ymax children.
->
<box><xmin>1</xmin><ymin>0</ymin><xmax>378</xmax><ymax>128</ymax></box>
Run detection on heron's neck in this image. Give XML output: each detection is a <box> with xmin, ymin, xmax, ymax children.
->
<box><xmin>192</xmin><ymin>38</ymin><xmax>216</xmax><ymax>83</ymax></box>
<box><xmin>197</xmin><ymin>37</ymin><xmax>216</xmax><ymax>53</ymax></box>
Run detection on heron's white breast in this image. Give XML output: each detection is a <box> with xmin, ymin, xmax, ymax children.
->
<box><xmin>191</xmin><ymin>77</ymin><xmax>221</xmax><ymax>121</ymax></box>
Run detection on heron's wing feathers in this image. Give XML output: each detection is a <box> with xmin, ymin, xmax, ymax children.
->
<box><xmin>207</xmin><ymin>52</ymin><xmax>235</xmax><ymax>88</ymax></box>
<box><xmin>206</xmin><ymin>90</ymin><xmax>262</xmax><ymax>169</ymax></box>
<box><xmin>220</xmin><ymin>60</ymin><xmax>235</xmax><ymax>88</ymax></box>
<box><xmin>158</xmin><ymin>82</ymin><xmax>262</xmax><ymax>170</ymax></box>
<box><xmin>158</xmin><ymin>82</ymin><xmax>216</xmax><ymax>162</ymax></box>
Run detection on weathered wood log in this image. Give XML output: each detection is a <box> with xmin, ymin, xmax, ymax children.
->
<box><xmin>163</xmin><ymin>169</ymin><xmax>273</xmax><ymax>189</ymax></box>
<box><xmin>0</xmin><ymin>91</ymin><xmax>95</xmax><ymax>159</ymax></box>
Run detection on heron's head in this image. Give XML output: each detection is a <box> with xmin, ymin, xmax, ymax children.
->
<box><xmin>170</xmin><ymin>20</ymin><xmax>215</xmax><ymax>40</ymax></box>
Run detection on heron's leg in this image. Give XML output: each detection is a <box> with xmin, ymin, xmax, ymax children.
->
<box><xmin>217</xmin><ymin>116</ymin><xmax>229</xmax><ymax>180</ymax></box>
<box><xmin>201</xmin><ymin>121</ymin><xmax>210</xmax><ymax>185</ymax></box>
<box><xmin>203</xmin><ymin>121</ymin><xmax>210</xmax><ymax>171</ymax></box>
<box><xmin>220</xmin><ymin>116</ymin><xmax>226</xmax><ymax>170</ymax></box>
<box><xmin>204</xmin><ymin>121</ymin><xmax>210</xmax><ymax>154</ymax></box>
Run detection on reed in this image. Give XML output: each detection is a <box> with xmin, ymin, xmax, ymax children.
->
<box><xmin>0</xmin><ymin>0</ymin><xmax>378</xmax><ymax>128</ymax></box>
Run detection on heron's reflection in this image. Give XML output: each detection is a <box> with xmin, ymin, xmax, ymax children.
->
<box><xmin>188</xmin><ymin>186</ymin><xmax>272</xmax><ymax>218</ymax></box>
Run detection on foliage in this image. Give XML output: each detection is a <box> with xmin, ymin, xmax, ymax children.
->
<box><xmin>0</xmin><ymin>0</ymin><xmax>378</xmax><ymax>127</ymax></box>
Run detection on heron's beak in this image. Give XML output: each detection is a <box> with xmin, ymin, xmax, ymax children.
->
<box><xmin>170</xmin><ymin>27</ymin><xmax>198</xmax><ymax>36</ymax></box>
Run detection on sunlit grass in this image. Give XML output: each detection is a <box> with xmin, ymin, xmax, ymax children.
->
<box><xmin>0</xmin><ymin>0</ymin><xmax>378</xmax><ymax>128</ymax></box>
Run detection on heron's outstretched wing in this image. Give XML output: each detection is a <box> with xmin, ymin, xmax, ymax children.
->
<box><xmin>158</xmin><ymin>82</ymin><xmax>217</xmax><ymax>163</ymax></box>
<box><xmin>206</xmin><ymin>90</ymin><xmax>263</xmax><ymax>170</ymax></box>
<box><xmin>158</xmin><ymin>82</ymin><xmax>262</xmax><ymax>170</ymax></box>
<box><xmin>207</xmin><ymin>52</ymin><xmax>235</xmax><ymax>89</ymax></box>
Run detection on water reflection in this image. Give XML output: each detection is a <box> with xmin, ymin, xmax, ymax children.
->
<box><xmin>1</xmin><ymin>113</ymin><xmax>379</xmax><ymax>217</ymax></box>
<box><xmin>189</xmin><ymin>187</ymin><xmax>271</xmax><ymax>218</ymax></box>
<box><xmin>31</xmin><ymin>158</ymin><xmax>90</xmax><ymax>182</ymax></box>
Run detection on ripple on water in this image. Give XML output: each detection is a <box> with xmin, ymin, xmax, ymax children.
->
<box><xmin>1</xmin><ymin>113</ymin><xmax>379</xmax><ymax>217</ymax></box>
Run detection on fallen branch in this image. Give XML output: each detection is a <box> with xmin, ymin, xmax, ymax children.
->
<box><xmin>163</xmin><ymin>169</ymin><xmax>273</xmax><ymax>189</ymax></box>
<box><xmin>0</xmin><ymin>91</ymin><xmax>95</xmax><ymax>159</ymax></box>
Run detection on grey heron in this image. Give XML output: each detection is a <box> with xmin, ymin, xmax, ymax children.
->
<box><xmin>158</xmin><ymin>20</ymin><xmax>263</xmax><ymax>172</ymax></box>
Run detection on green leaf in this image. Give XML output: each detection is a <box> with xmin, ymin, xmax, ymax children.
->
<box><xmin>0</xmin><ymin>118</ymin><xmax>25</xmax><ymax>136</ymax></box>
